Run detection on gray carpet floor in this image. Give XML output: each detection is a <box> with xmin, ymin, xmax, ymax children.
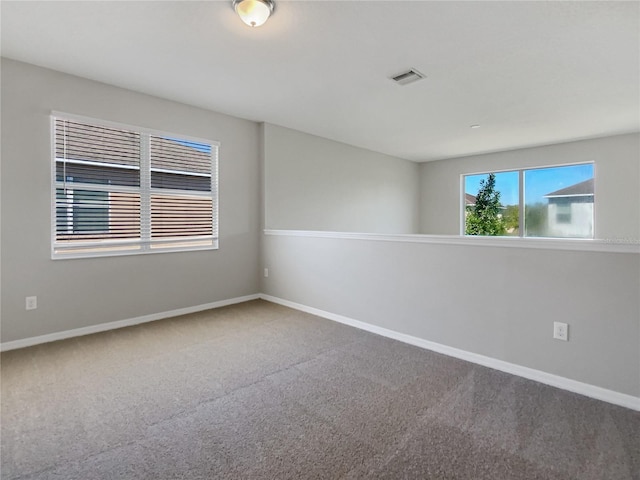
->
<box><xmin>1</xmin><ymin>299</ymin><xmax>638</xmax><ymax>479</ymax></box>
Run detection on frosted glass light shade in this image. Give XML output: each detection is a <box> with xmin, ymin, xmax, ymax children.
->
<box><xmin>233</xmin><ymin>0</ymin><xmax>274</xmax><ymax>27</ymax></box>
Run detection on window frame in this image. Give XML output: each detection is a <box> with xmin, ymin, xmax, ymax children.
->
<box><xmin>460</xmin><ymin>162</ymin><xmax>595</xmax><ymax>239</ymax></box>
<box><xmin>51</xmin><ymin>112</ymin><xmax>220</xmax><ymax>259</ymax></box>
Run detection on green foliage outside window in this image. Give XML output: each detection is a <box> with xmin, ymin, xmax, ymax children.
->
<box><xmin>524</xmin><ymin>203</ymin><xmax>548</xmax><ymax>237</ymax></box>
<box><xmin>465</xmin><ymin>173</ymin><xmax>506</xmax><ymax>236</ymax></box>
<box><xmin>502</xmin><ymin>205</ymin><xmax>519</xmax><ymax>235</ymax></box>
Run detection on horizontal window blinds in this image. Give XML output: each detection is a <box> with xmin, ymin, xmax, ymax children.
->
<box><xmin>53</xmin><ymin>116</ymin><xmax>218</xmax><ymax>258</ymax></box>
<box><xmin>149</xmin><ymin>135</ymin><xmax>216</xmax><ymax>245</ymax></box>
<box><xmin>55</xmin><ymin>120</ymin><xmax>141</xmax><ymax>167</ymax></box>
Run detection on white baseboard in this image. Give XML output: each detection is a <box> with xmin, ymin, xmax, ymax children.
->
<box><xmin>3</xmin><ymin>292</ymin><xmax>638</xmax><ymax>411</ymax></box>
<box><xmin>259</xmin><ymin>294</ymin><xmax>640</xmax><ymax>412</ymax></box>
<box><xmin>0</xmin><ymin>294</ymin><xmax>260</xmax><ymax>352</ymax></box>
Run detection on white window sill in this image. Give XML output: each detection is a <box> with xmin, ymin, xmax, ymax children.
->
<box><xmin>52</xmin><ymin>241</ymin><xmax>219</xmax><ymax>260</ymax></box>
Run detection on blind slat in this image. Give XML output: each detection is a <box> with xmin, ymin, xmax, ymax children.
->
<box><xmin>56</xmin><ymin>120</ymin><xmax>140</xmax><ymax>168</ymax></box>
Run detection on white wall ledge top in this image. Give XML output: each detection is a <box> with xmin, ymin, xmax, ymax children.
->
<box><xmin>264</xmin><ymin>229</ymin><xmax>640</xmax><ymax>254</ymax></box>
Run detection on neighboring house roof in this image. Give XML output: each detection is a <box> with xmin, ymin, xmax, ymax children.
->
<box><xmin>55</xmin><ymin>119</ymin><xmax>210</xmax><ymax>174</ymax></box>
<box><xmin>544</xmin><ymin>178</ymin><xmax>594</xmax><ymax>198</ymax></box>
<box><xmin>465</xmin><ymin>193</ymin><xmax>477</xmax><ymax>205</ymax></box>
<box><xmin>151</xmin><ymin>136</ymin><xmax>211</xmax><ymax>174</ymax></box>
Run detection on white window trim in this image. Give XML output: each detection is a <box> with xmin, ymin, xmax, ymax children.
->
<box><xmin>461</xmin><ymin>162</ymin><xmax>595</xmax><ymax>238</ymax></box>
<box><xmin>51</xmin><ymin>112</ymin><xmax>220</xmax><ymax>260</ymax></box>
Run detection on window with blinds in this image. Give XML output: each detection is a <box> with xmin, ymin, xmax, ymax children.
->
<box><xmin>52</xmin><ymin>114</ymin><xmax>218</xmax><ymax>258</ymax></box>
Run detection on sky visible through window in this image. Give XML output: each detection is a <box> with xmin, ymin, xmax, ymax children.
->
<box><xmin>465</xmin><ymin>164</ymin><xmax>594</xmax><ymax>206</ymax></box>
<box><xmin>164</xmin><ymin>137</ymin><xmax>212</xmax><ymax>154</ymax></box>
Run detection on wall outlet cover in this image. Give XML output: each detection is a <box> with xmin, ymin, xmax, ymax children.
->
<box><xmin>26</xmin><ymin>296</ymin><xmax>38</xmax><ymax>310</ymax></box>
<box><xmin>553</xmin><ymin>321</ymin><xmax>569</xmax><ymax>341</ymax></box>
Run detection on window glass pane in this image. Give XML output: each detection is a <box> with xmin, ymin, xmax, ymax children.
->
<box><xmin>151</xmin><ymin>194</ymin><xmax>213</xmax><ymax>238</ymax></box>
<box><xmin>524</xmin><ymin>164</ymin><xmax>594</xmax><ymax>238</ymax></box>
<box><xmin>55</xmin><ymin>120</ymin><xmax>140</xmax><ymax>167</ymax></box>
<box><xmin>72</xmin><ymin>190</ymin><xmax>109</xmax><ymax>233</ymax></box>
<box><xmin>55</xmin><ymin>189</ymin><xmax>141</xmax><ymax>242</ymax></box>
<box><xmin>150</xmin><ymin>136</ymin><xmax>211</xmax><ymax>174</ymax></box>
<box><xmin>150</xmin><ymin>137</ymin><xmax>212</xmax><ymax>192</ymax></box>
<box><xmin>150</xmin><ymin>171</ymin><xmax>210</xmax><ymax>191</ymax></box>
<box><xmin>56</xmin><ymin>162</ymin><xmax>140</xmax><ymax>187</ymax></box>
<box><xmin>464</xmin><ymin>171</ymin><xmax>519</xmax><ymax>236</ymax></box>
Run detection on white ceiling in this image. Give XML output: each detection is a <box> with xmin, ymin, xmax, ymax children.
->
<box><xmin>2</xmin><ymin>1</ymin><xmax>638</xmax><ymax>162</ymax></box>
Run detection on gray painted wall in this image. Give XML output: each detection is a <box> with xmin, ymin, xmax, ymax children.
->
<box><xmin>1</xmin><ymin>59</ymin><xmax>261</xmax><ymax>342</ymax></box>
<box><xmin>264</xmin><ymin>124</ymin><xmax>420</xmax><ymax>234</ymax></box>
<box><xmin>261</xmin><ymin>126</ymin><xmax>640</xmax><ymax>398</ymax></box>
<box><xmin>419</xmin><ymin>134</ymin><xmax>640</xmax><ymax>239</ymax></box>
<box><xmin>262</xmin><ymin>234</ymin><xmax>640</xmax><ymax>397</ymax></box>
<box><xmin>3</xmin><ymin>58</ymin><xmax>638</xmax><ymax>401</ymax></box>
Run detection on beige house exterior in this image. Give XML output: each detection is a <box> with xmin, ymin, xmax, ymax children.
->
<box><xmin>544</xmin><ymin>178</ymin><xmax>594</xmax><ymax>238</ymax></box>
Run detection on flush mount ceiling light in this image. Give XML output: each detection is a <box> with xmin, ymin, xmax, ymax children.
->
<box><xmin>233</xmin><ymin>0</ymin><xmax>275</xmax><ymax>27</ymax></box>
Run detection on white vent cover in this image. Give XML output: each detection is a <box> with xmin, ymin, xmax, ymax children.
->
<box><xmin>391</xmin><ymin>69</ymin><xmax>425</xmax><ymax>85</ymax></box>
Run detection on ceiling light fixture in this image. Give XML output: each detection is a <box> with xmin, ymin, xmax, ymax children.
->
<box><xmin>233</xmin><ymin>0</ymin><xmax>274</xmax><ymax>27</ymax></box>
<box><xmin>470</xmin><ymin>124</ymin><xmax>481</xmax><ymax>129</ymax></box>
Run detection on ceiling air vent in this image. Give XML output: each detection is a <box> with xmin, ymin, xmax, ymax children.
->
<box><xmin>390</xmin><ymin>69</ymin><xmax>425</xmax><ymax>86</ymax></box>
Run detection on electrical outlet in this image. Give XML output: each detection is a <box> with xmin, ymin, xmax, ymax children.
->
<box><xmin>26</xmin><ymin>296</ymin><xmax>38</xmax><ymax>310</ymax></box>
<box><xmin>264</xmin><ymin>268</ymin><xmax>269</xmax><ymax>278</ymax></box>
<box><xmin>553</xmin><ymin>322</ymin><xmax>568</xmax><ymax>341</ymax></box>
